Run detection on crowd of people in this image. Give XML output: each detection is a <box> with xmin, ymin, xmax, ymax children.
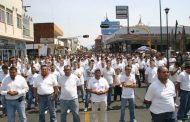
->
<box><xmin>0</xmin><ymin>50</ymin><xmax>190</xmax><ymax>122</ymax></box>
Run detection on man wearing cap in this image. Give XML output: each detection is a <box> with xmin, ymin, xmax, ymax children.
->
<box><xmin>176</xmin><ymin>60</ymin><xmax>190</xmax><ymax>121</ymax></box>
<box><xmin>87</xmin><ymin>68</ymin><xmax>109</xmax><ymax>122</ymax></box>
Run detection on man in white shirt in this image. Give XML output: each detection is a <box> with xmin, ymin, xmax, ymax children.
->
<box><xmin>145</xmin><ymin>59</ymin><xmax>158</xmax><ymax>86</ymax></box>
<box><xmin>119</xmin><ymin>66</ymin><xmax>137</xmax><ymax>122</ymax></box>
<box><xmin>33</xmin><ymin>65</ymin><xmax>59</xmax><ymax>122</ymax></box>
<box><xmin>58</xmin><ymin>65</ymin><xmax>81</xmax><ymax>122</ymax></box>
<box><xmin>0</xmin><ymin>66</ymin><xmax>29</xmax><ymax>122</ymax></box>
<box><xmin>102</xmin><ymin>60</ymin><xmax>115</xmax><ymax>110</ymax></box>
<box><xmin>176</xmin><ymin>60</ymin><xmax>190</xmax><ymax>121</ymax></box>
<box><xmin>87</xmin><ymin>68</ymin><xmax>109</xmax><ymax>122</ymax></box>
<box><xmin>83</xmin><ymin>60</ymin><xmax>96</xmax><ymax>112</ymax></box>
<box><xmin>144</xmin><ymin>66</ymin><xmax>176</xmax><ymax>122</ymax></box>
<box><xmin>26</xmin><ymin>66</ymin><xmax>38</xmax><ymax>110</ymax></box>
<box><xmin>0</xmin><ymin>65</ymin><xmax>9</xmax><ymax>116</ymax></box>
<box><xmin>72</xmin><ymin>61</ymin><xmax>85</xmax><ymax>102</ymax></box>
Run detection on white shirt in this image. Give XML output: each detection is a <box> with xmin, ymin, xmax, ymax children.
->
<box><xmin>26</xmin><ymin>73</ymin><xmax>39</xmax><ymax>85</ymax></box>
<box><xmin>120</xmin><ymin>74</ymin><xmax>136</xmax><ymax>98</ymax></box>
<box><xmin>51</xmin><ymin>70</ymin><xmax>60</xmax><ymax>81</ymax></box>
<box><xmin>177</xmin><ymin>71</ymin><xmax>190</xmax><ymax>91</ymax></box>
<box><xmin>138</xmin><ymin>59</ymin><xmax>146</xmax><ymax>69</ymax></box>
<box><xmin>72</xmin><ymin>67</ymin><xmax>85</xmax><ymax>85</ymax></box>
<box><xmin>145</xmin><ymin>79</ymin><xmax>176</xmax><ymax>114</ymax></box>
<box><xmin>169</xmin><ymin>65</ymin><xmax>181</xmax><ymax>83</ymax></box>
<box><xmin>145</xmin><ymin>67</ymin><xmax>158</xmax><ymax>84</ymax></box>
<box><xmin>87</xmin><ymin>77</ymin><xmax>109</xmax><ymax>102</ymax></box>
<box><xmin>33</xmin><ymin>74</ymin><xmax>58</xmax><ymax>95</ymax></box>
<box><xmin>33</xmin><ymin>62</ymin><xmax>41</xmax><ymax>71</ymax></box>
<box><xmin>115</xmin><ymin>74</ymin><xmax>122</xmax><ymax>87</ymax></box>
<box><xmin>0</xmin><ymin>72</ymin><xmax>9</xmax><ymax>82</ymax></box>
<box><xmin>58</xmin><ymin>74</ymin><xmax>80</xmax><ymax>100</ymax></box>
<box><xmin>102</xmin><ymin>67</ymin><xmax>115</xmax><ymax>84</ymax></box>
<box><xmin>0</xmin><ymin>75</ymin><xmax>29</xmax><ymax>100</ymax></box>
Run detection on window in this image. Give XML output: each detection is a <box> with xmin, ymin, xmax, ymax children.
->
<box><xmin>6</xmin><ymin>9</ymin><xmax>13</xmax><ymax>25</ymax></box>
<box><xmin>0</xmin><ymin>5</ymin><xmax>5</xmax><ymax>22</ymax></box>
<box><xmin>17</xmin><ymin>14</ymin><xmax>22</xmax><ymax>28</ymax></box>
<box><xmin>23</xmin><ymin>17</ymin><xmax>30</xmax><ymax>36</ymax></box>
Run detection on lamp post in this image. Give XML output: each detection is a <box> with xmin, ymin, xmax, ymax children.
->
<box><xmin>165</xmin><ymin>8</ymin><xmax>169</xmax><ymax>68</ymax></box>
<box><xmin>159</xmin><ymin>0</ymin><xmax>163</xmax><ymax>52</ymax></box>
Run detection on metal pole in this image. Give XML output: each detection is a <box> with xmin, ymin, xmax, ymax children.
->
<box><xmin>165</xmin><ymin>8</ymin><xmax>169</xmax><ymax>68</ymax></box>
<box><xmin>127</xmin><ymin>6</ymin><xmax>129</xmax><ymax>34</ymax></box>
<box><xmin>159</xmin><ymin>0</ymin><xmax>163</xmax><ymax>52</ymax></box>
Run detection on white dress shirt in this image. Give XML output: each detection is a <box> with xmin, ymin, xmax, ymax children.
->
<box><xmin>0</xmin><ymin>75</ymin><xmax>29</xmax><ymax>100</ymax></box>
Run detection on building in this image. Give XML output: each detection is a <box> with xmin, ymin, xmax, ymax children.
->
<box><xmin>26</xmin><ymin>23</ymin><xmax>63</xmax><ymax>57</ymax></box>
<box><xmin>58</xmin><ymin>37</ymin><xmax>80</xmax><ymax>55</ymax></box>
<box><xmin>0</xmin><ymin>0</ymin><xmax>34</xmax><ymax>60</ymax></box>
<box><xmin>101</xmin><ymin>20</ymin><xmax>190</xmax><ymax>53</ymax></box>
<box><xmin>94</xmin><ymin>35</ymin><xmax>102</xmax><ymax>52</ymax></box>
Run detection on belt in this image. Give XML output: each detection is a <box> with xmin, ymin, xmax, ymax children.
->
<box><xmin>6</xmin><ymin>96</ymin><xmax>24</xmax><ymax>102</ymax></box>
<box><xmin>38</xmin><ymin>93</ymin><xmax>53</xmax><ymax>96</ymax></box>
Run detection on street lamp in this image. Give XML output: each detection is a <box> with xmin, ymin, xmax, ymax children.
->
<box><xmin>159</xmin><ymin>0</ymin><xmax>163</xmax><ymax>52</ymax></box>
<box><xmin>165</xmin><ymin>8</ymin><xmax>169</xmax><ymax>68</ymax></box>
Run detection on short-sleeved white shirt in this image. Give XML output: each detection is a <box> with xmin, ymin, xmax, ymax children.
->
<box><xmin>145</xmin><ymin>67</ymin><xmax>158</xmax><ymax>84</ymax></box>
<box><xmin>102</xmin><ymin>67</ymin><xmax>115</xmax><ymax>84</ymax></box>
<box><xmin>87</xmin><ymin>77</ymin><xmax>109</xmax><ymax>102</ymax></box>
<box><xmin>72</xmin><ymin>68</ymin><xmax>85</xmax><ymax>85</ymax></box>
<box><xmin>26</xmin><ymin>73</ymin><xmax>38</xmax><ymax>85</ymax></box>
<box><xmin>120</xmin><ymin>74</ymin><xmax>136</xmax><ymax>98</ymax></box>
<box><xmin>169</xmin><ymin>65</ymin><xmax>181</xmax><ymax>83</ymax></box>
<box><xmin>33</xmin><ymin>74</ymin><xmax>58</xmax><ymax>95</ymax></box>
<box><xmin>145</xmin><ymin>79</ymin><xmax>176</xmax><ymax>114</ymax></box>
<box><xmin>177</xmin><ymin>71</ymin><xmax>190</xmax><ymax>91</ymax></box>
<box><xmin>58</xmin><ymin>74</ymin><xmax>80</xmax><ymax>100</ymax></box>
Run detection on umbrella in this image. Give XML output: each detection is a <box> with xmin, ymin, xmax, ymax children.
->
<box><xmin>136</xmin><ymin>46</ymin><xmax>151</xmax><ymax>52</ymax></box>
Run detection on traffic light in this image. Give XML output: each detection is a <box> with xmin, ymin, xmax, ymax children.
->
<box><xmin>100</xmin><ymin>24</ymin><xmax>109</xmax><ymax>28</ymax></box>
<box><xmin>83</xmin><ymin>35</ymin><xmax>89</xmax><ymax>38</ymax></box>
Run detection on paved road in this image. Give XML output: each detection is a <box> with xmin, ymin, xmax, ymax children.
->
<box><xmin>0</xmin><ymin>84</ymin><xmax>157</xmax><ymax>122</ymax></box>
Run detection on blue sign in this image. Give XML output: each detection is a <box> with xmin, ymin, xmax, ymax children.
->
<box><xmin>101</xmin><ymin>21</ymin><xmax>120</xmax><ymax>35</ymax></box>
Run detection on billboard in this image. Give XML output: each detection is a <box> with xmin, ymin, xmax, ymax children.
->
<box><xmin>101</xmin><ymin>21</ymin><xmax>120</xmax><ymax>35</ymax></box>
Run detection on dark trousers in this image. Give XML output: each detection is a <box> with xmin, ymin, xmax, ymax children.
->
<box><xmin>139</xmin><ymin>68</ymin><xmax>145</xmax><ymax>82</ymax></box>
<box><xmin>114</xmin><ymin>86</ymin><xmax>122</xmax><ymax>101</ymax></box>
<box><xmin>151</xmin><ymin>111</ymin><xmax>176</xmax><ymax>122</ymax></box>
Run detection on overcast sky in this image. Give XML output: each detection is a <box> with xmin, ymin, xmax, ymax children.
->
<box><xmin>24</xmin><ymin>0</ymin><xmax>190</xmax><ymax>48</ymax></box>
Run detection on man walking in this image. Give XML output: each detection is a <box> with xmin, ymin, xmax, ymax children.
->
<box><xmin>33</xmin><ymin>65</ymin><xmax>59</xmax><ymax>122</ymax></box>
<box><xmin>87</xmin><ymin>68</ymin><xmax>109</xmax><ymax>122</ymax></box>
<box><xmin>0</xmin><ymin>66</ymin><xmax>29</xmax><ymax>122</ymax></box>
<box><xmin>58</xmin><ymin>65</ymin><xmax>81</xmax><ymax>122</ymax></box>
<box><xmin>144</xmin><ymin>66</ymin><xmax>176</xmax><ymax>122</ymax></box>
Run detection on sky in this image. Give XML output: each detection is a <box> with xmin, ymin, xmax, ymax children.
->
<box><xmin>24</xmin><ymin>0</ymin><xmax>190</xmax><ymax>48</ymax></box>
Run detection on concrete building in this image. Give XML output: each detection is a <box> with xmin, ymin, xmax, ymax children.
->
<box><xmin>0</xmin><ymin>0</ymin><xmax>33</xmax><ymax>60</ymax></box>
<box><xmin>58</xmin><ymin>37</ymin><xmax>80</xmax><ymax>55</ymax></box>
<box><xmin>26</xmin><ymin>23</ymin><xmax>63</xmax><ymax>57</ymax></box>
